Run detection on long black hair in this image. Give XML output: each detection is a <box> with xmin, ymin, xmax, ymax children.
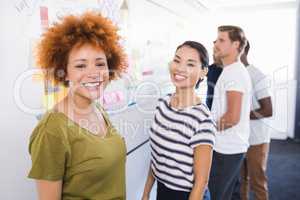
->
<box><xmin>176</xmin><ymin>41</ymin><xmax>209</xmax><ymax>88</ymax></box>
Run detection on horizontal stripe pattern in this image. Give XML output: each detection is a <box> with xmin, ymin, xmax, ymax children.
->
<box><xmin>150</xmin><ymin>94</ymin><xmax>216</xmax><ymax>192</ymax></box>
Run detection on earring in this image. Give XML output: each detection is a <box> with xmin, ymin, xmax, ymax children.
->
<box><xmin>64</xmin><ymin>80</ymin><xmax>70</xmax><ymax>87</ymax></box>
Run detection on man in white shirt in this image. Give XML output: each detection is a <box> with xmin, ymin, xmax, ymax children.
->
<box><xmin>208</xmin><ymin>25</ymin><xmax>252</xmax><ymax>200</ymax></box>
<box><xmin>240</xmin><ymin>41</ymin><xmax>273</xmax><ymax>200</ymax></box>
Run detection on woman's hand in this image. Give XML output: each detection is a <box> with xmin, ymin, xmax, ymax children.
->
<box><xmin>141</xmin><ymin>195</ymin><xmax>150</xmax><ymax>200</ymax></box>
<box><xmin>189</xmin><ymin>183</ymin><xmax>204</xmax><ymax>200</ymax></box>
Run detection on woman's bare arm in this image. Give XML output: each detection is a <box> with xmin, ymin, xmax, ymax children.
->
<box><xmin>36</xmin><ymin>180</ymin><xmax>62</xmax><ymax>200</ymax></box>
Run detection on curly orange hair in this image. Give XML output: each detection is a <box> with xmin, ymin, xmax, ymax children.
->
<box><xmin>36</xmin><ymin>11</ymin><xmax>127</xmax><ymax>86</ymax></box>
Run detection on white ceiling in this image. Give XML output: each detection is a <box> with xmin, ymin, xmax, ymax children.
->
<box><xmin>195</xmin><ymin>0</ymin><xmax>297</xmax><ymax>10</ymax></box>
<box><xmin>146</xmin><ymin>0</ymin><xmax>297</xmax><ymax>19</ymax></box>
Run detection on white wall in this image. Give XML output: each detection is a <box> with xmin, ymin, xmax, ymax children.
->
<box><xmin>0</xmin><ymin>0</ymin><xmax>178</xmax><ymax>199</ymax></box>
<box><xmin>1</xmin><ymin>0</ymin><xmax>38</xmax><ymax>198</ymax></box>
<box><xmin>0</xmin><ymin>0</ymin><xmax>150</xmax><ymax>199</ymax></box>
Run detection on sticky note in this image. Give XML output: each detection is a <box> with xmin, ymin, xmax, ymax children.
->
<box><xmin>142</xmin><ymin>69</ymin><xmax>153</xmax><ymax>76</ymax></box>
<box><xmin>103</xmin><ymin>91</ymin><xmax>124</xmax><ymax>106</ymax></box>
<box><xmin>40</xmin><ymin>6</ymin><xmax>49</xmax><ymax>29</ymax></box>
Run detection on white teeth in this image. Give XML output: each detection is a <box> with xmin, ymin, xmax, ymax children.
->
<box><xmin>174</xmin><ymin>74</ymin><xmax>187</xmax><ymax>81</ymax></box>
<box><xmin>82</xmin><ymin>82</ymin><xmax>100</xmax><ymax>87</ymax></box>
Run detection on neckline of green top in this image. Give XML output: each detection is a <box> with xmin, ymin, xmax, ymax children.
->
<box><xmin>50</xmin><ymin>106</ymin><xmax>113</xmax><ymax>139</ymax></box>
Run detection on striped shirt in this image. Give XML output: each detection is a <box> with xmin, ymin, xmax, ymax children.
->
<box><xmin>150</xmin><ymin>94</ymin><xmax>216</xmax><ymax>192</ymax></box>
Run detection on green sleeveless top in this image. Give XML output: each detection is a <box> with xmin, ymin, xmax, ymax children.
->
<box><xmin>28</xmin><ymin>106</ymin><xmax>126</xmax><ymax>200</ymax></box>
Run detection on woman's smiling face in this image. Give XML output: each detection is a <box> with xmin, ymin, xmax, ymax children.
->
<box><xmin>169</xmin><ymin>45</ymin><xmax>206</xmax><ymax>89</ymax></box>
<box><xmin>66</xmin><ymin>43</ymin><xmax>109</xmax><ymax>101</ymax></box>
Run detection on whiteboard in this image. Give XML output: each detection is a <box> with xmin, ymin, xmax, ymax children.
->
<box><xmin>0</xmin><ymin>0</ymin><xmax>185</xmax><ymax>199</ymax></box>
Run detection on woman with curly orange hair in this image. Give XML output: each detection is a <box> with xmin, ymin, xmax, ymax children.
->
<box><xmin>28</xmin><ymin>12</ymin><xmax>127</xmax><ymax>200</ymax></box>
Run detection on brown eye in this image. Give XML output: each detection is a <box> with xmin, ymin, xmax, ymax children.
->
<box><xmin>75</xmin><ymin>64</ymin><xmax>85</xmax><ymax>68</ymax></box>
<box><xmin>96</xmin><ymin>63</ymin><xmax>106</xmax><ymax>67</ymax></box>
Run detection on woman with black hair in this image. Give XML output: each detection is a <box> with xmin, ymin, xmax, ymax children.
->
<box><xmin>142</xmin><ymin>41</ymin><xmax>216</xmax><ymax>200</ymax></box>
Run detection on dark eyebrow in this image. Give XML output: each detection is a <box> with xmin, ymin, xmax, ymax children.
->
<box><xmin>187</xmin><ymin>59</ymin><xmax>197</xmax><ymax>63</ymax></box>
<box><xmin>175</xmin><ymin>55</ymin><xmax>181</xmax><ymax>59</ymax></box>
<box><xmin>72</xmin><ymin>57</ymin><xmax>105</xmax><ymax>62</ymax></box>
<box><xmin>73</xmin><ymin>59</ymin><xmax>86</xmax><ymax>62</ymax></box>
<box><xmin>174</xmin><ymin>55</ymin><xmax>197</xmax><ymax>63</ymax></box>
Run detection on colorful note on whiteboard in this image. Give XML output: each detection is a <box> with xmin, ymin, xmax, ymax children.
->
<box><xmin>40</xmin><ymin>6</ymin><xmax>49</xmax><ymax>30</ymax></box>
<box><xmin>103</xmin><ymin>91</ymin><xmax>125</xmax><ymax>107</ymax></box>
<box><xmin>142</xmin><ymin>69</ymin><xmax>154</xmax><ymax>76</ymax></box>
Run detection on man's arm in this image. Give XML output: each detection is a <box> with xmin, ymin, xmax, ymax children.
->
<box><xmin>217</xmin><ymin>91</ymin><xmax>243</xmax><ymax>131</ymax></box>
<box><xmin>250</xmin><ymin>97</ymin><xmax>273</xmax><ymax>120</ymax></box>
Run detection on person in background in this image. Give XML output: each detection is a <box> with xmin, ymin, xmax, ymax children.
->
<box><xmin>203</xmin><ymin>51</ymin><xmax>223</xmax><ymax>199</ymax></box>
<box><xmin>240</xmin><ymin>41</ymin><xmax>273</xmax><ymax>200</ymax></box>
<box><xmin>206</xmin><ymin>50</ymin><xmax>223</xmax><ymax>110</ymax></box>
<box><xmin>141</xmin><ymin>41</ymin><xmax>216</xmax><ymax>200</ymax></box>
<box><xmin>27</xmin><ymin>12</ymin><xmax>127</xmax><ymax>200</ymax></box>
<box><xmin>208</xmin><ymin>25</ymin><xmax>252</xmax><ymax>200</ymax></box>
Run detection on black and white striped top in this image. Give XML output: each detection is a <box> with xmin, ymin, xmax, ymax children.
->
<box><xmin>150</xmin><ymin>94</ymin><xmax>216</xmax><ymax>192</ymax></box>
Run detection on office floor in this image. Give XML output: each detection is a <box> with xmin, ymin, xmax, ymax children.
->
<box><xmin>149</xmin><ymin>139</ymin><xmax>300</xmax><ymax>200</ymax></box>
<box><xmin>267</xmin><ymin>139</ymin><xmax>300</xmax><ymax>200</ymax></box>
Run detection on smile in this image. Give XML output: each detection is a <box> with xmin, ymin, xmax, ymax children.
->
<box><xmin>81</xmin><ymin>81</ymin><xmax>102</xmax><ymax>89</ymax></box>
<box><xmin>174</xmin><ymin>74</ymin><xmax>187</xmax><ymax>81</ymax></box>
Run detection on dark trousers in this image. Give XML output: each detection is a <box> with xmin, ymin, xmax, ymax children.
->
<box><xmin>208</xmin><ymin>151</ymin><xmax>245</xmax><ymax>200</ymax></box>
<box><xmin>157</xmin><ymin>181</ymin><xmax>189</xmax><ymax>200</ymax></box>
<box><xmin>232</xmin><ymin>175</ymin><xmax>242</xmax><ymax>200</ymax></box>
<box><xmin>156</xmin><ymin>181</ymin><xmax>211</xmax><ymax>200</ymax></box>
